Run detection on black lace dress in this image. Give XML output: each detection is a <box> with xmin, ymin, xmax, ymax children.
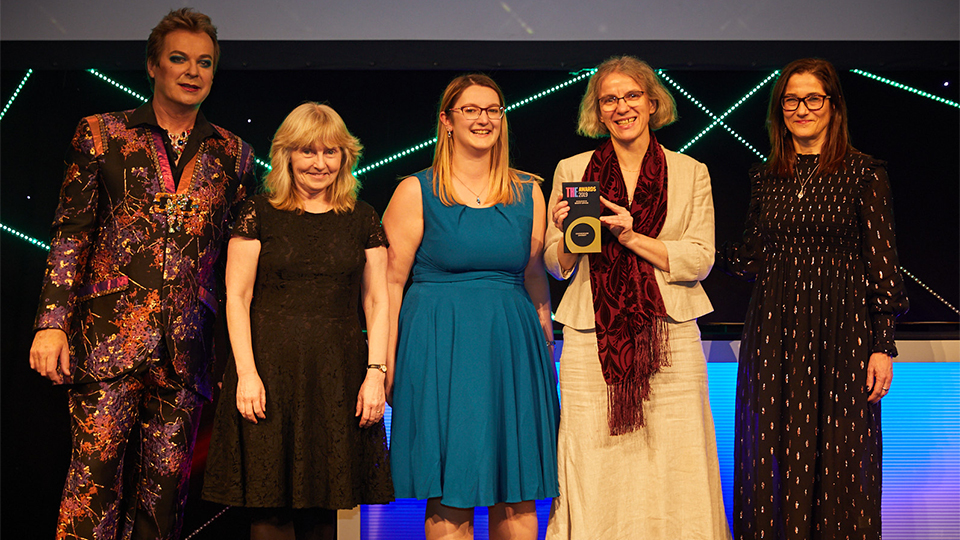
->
<box><xmin>722</xmin><ymin>153</ymin><xmax>908</xmax><ymax>540</ymax></box>
<box><xmin>202</xmin><ymin>194</ymin><xmax>394</xmax><ymax>509</ymax></box>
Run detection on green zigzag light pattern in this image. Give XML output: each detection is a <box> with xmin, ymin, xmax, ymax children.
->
<box><xmin>357</xmin><ymin>67</ymin><xmax>778</xmax><ymax>173</ymax></box>
<box><xmin>87</xmin><ymin>69</ymin><xmax>149</xmax><ymax>102</ymax></box>
<box><xmin>86</xmin><ymin>70</ymin><xmax>274</xmax><ymax>171</ymax></box>
<box><xmin>851</xmin><ymin>69</ymin><xmax>959</xmax><ymax>109</ymax></box>
<box><xmin>674</xmin><ymin>70</ymin><xmax>781</xmax><ymax>155</ymax></box>
<box><xmin>354</xmin><ymin>68</ymin><xmax>597</xmax><ymax>177</ymax></box>
<box><xmin>659</xmin><ymin>70</ymin><xmax>768</xmax><ymax>159</ymax></box>
<box><xmin>1</xmin><ymin>223</ymin><xmax>50</xmax><ymax>251</ymax></box>
<box><xmin>2</xmin><ymin>66</ymin><xmax>960</xmax><ymax>315</ymax></box>
<box><xmin>1</xmin><ymin>69</ymin><xmax>34</xmax><ymax>121</ymax></box>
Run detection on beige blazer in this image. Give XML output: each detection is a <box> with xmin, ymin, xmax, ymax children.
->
<box><xmin>544</xmin><ymin>148</ymin><xmax>715</xmax><ymax>330</ymax></box>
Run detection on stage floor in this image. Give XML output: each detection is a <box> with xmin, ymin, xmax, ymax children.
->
<box><xmin>188</xmin><ymin>341</ymin><xmax>960</xmax><ymax>540</ymax></box>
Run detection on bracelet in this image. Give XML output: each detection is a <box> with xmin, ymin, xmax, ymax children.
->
<box><xmin>367</xmin><ymin>364</ymin><xmax>387</xmax><ymax>373</ymax></box>
<box><xmin>546</xmin><ymin>340</ymin><xmax>556</xmax><ymax>347</ymax></box>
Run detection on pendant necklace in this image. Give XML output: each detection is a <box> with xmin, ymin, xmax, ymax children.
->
<box><xmin>796</xmin><ymin>161</ymin><xmax>819</xmax><ymax>199</ymax></box>
<box><xmin>454</xmin><ymin>174</ymin><xmax>487</xmax><ymax>206</ymax></box>
<box><xmin>167</xmin><ymin>128</ymin><xmax>192</xmax><ymax>162</ymax></box>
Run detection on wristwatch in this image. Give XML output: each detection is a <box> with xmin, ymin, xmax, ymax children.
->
<box><xmin>367</xmin><ymin>364</ymin><xmax>388</xmax><ymax>373</ymax></box>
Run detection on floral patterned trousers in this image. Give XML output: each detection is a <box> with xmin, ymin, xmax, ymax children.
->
<box><xmin>56</xmin><ymin>354</ymin><xmax>204</xmax><ymax>540</ymax></box>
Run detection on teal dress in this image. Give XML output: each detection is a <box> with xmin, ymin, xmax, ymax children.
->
<box><xmin>390</xmin><ymin>169</ymin><xmax>560</xmax><ymax>508</ymax></box>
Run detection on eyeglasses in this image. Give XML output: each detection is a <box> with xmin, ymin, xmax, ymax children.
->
<box><xmin>781</xmin><ymin>94</ymin><xmax>830</xmax><ymax>111</ymax></box>
<box><xmin>448</xmin><ymin>106</ymin><xmax>505</xmax><ymax>120</ymax></box>
<box><xmin>598</xmin><ymin>91</ymin><xmax>645</xmax><ymax>112</ymax></box>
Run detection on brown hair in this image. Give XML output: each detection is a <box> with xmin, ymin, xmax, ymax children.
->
<box><xmin>766</xmin><ymin>58</ymin><xmax>855</xmax><ymax>177</ymax></box>
<box><xmin>265</xmin><ymin>103</ymin><xmax>363</xmax><ymax>214</ymax></box>
<box><xmin>146</xmin><ymin>8</ymin><xmax>220</xmax><ymax>88</ymax></box>
<box><xmin>578</xmin><ymin>56</ymin><xmax>677</xmax><ymax>138</ymax></box>
<box><xmin>431</xmin><ymin>74</ymin><xmax>535</xmax><ymax>206</ymax></box>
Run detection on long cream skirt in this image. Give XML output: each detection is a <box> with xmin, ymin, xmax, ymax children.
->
<box><xmin>546</xmin><ymin>320</ymin><xmax>731</xmax><ymax>540</ymax></box>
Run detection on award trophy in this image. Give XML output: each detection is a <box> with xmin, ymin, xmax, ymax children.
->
<box><xmin>562</xmin><ymin>182</ymin><xmax>601</xmax><ymax>253</ymax></box>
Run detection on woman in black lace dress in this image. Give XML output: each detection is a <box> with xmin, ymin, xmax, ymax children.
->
<box><xmin>203</xmin><ymin>103</ymin><xmax>394</xmax><ymax>540</ymax></box>
<box><xmin>723</xmin><ymin>58</ymin><xmax>908</xmax><ymax>540</ymax></box>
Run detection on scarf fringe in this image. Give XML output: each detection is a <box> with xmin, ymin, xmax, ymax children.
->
<box><xmin>606</xmin><ymin>315</ymin><xmax>670</xmax><ymax>435</ymax></box>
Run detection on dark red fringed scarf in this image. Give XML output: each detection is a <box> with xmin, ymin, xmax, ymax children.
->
<box><xmin>586</xmin><ymin>136</ymin><xmax>669</xmax><ymax>435</ymax></box>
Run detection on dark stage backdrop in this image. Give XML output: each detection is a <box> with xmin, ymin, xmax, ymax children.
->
<box><xmin>2</xmin><ymin>61</ymin><xmax>958</xmax><ymax>537</ymax></box>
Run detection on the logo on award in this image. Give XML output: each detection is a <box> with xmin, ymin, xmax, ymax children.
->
<box><xmin>565</xmin><ymin>217</ymin><xmax>600</xmax><ymax>253</ymax></box>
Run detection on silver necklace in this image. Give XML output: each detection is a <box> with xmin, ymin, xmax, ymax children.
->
<box><xmin>453</xmin><ymin>175</ymin><xmax>487</xmax><ymax>206</ymax></box>
<box><xmin>796</xmin><ymin>162</ymin><xmax>819</xmax><ymax>199</ymax></box>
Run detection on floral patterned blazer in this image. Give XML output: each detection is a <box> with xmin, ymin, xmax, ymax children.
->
<box><xmin>34</xmin><ymin>102</ymin><xmax>255</xmax><ymax>398</ymax></box>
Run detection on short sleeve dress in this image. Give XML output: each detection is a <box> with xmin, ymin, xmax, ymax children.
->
<box><xmin>202</xmin><ymin>194</ymin><xmax>394</xmax><ymax>509</ymax></box>
<box><xmin>722</xmin><ymin>153</ymin><xmax>909</xmax><ymax>540</ymax></box>
<box><xmin>389</xmin><ymin>170</ymin><xmax>560</xmax><ymax>508</ymax></box>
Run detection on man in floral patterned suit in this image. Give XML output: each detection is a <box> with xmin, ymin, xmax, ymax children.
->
<box><xmin>28</xmin><ymin>8</ymin><xmax>255</xmax><ymax>539</ymax></box>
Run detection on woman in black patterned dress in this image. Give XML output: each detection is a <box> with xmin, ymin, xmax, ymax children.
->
<box><xmin>203</xmin><ymin>103</ymin><xmax>394</xmax><ymax>540</ymax></box>
<box><xmin>722</xmin><ymin>58</ymin><xmax>908</xmax><ymax>540</ymax></box>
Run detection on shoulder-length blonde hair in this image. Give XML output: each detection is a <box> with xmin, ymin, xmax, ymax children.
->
<box><xmin>265</xmin><ymin>102</ymin><xmax>363</xmax><ymax>214</ymax></box>
<box><xmin>578</xmin><ymin>56</ymin><xmax>677</xmax><ymax>138</ymax></box>
<box><xmin>431</xmin><ymin>74</ymin><xmax>536</xmax><ymax>206</ymax></box>
<box><xmin>765</xmin><ymin>58</ymin><xmax>855</xmax><ymax>177</ymax></box>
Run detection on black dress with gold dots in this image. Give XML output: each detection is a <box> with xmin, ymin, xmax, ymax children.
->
<box><xmin>722</xmin><ymin>152</ymin><xmax>909</xmax><ymax>540</ymax></box>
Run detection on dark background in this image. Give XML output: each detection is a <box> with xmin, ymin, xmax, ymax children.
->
<box><xmin>2</xmin><ymin>41</ymin><xmax>958</xmax><ymax>537</ymax></box>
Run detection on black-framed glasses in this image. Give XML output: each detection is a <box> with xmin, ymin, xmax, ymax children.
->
<box><xmin>448</xmin><ymin>106</ymin><xmax>505</xmax><ymax>120</ymax></box>
<box><xmin>781</xmin><ymin>94</ymin><xmax>830</xmax><ymax>111</ymax></box>
<box><xmin>598</xmin><ymin>91</ymin><xmax>645</xmax><ymax>112</ymax></box>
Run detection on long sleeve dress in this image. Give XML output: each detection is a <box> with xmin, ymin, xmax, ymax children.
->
<box><xmin>722</xmin><ymin>152</ymin><xmax>909</xmax><ymax>540</ymax></box>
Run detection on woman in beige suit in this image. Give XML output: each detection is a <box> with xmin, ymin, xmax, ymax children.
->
<box><xmin>544</xmin><ymin>56</ymin><xmax>730</xmax><ymax>540</ymax></box>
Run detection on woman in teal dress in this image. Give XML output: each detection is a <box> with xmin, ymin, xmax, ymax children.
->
<box><xmin>383</xmin><ymin>74</ymin><xmax>560</xmax><ymax>540</ymax></box>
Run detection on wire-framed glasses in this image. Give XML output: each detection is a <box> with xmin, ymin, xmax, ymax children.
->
<box><xmin>781</xmin><ymin>94</ymin><xmax>830</xmax><ymax>111</ymax></box>
<box><xmin>448</xmin><ymin>106</ymin><xmax>505</xmax><ymax>120</ymax></box>
<box><xmin>598</xmin><ymin>91</ymin><xmax>645</xmax><ymax>112</ymax></box>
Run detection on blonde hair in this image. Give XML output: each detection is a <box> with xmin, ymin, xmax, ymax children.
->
<box><xmin>431</xmin><ymin>74</ymin><xmax>537</xmax><ymax>206</ymax></box>
<box><xmin>578</xmin><ymin>56</ymin><xmax>677</xmax><ymax>138</ymax></box>
<box><xmin>264</xmin><ymin>103</ymin><xmax>362</xmax><ymax>214</ymax></box>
